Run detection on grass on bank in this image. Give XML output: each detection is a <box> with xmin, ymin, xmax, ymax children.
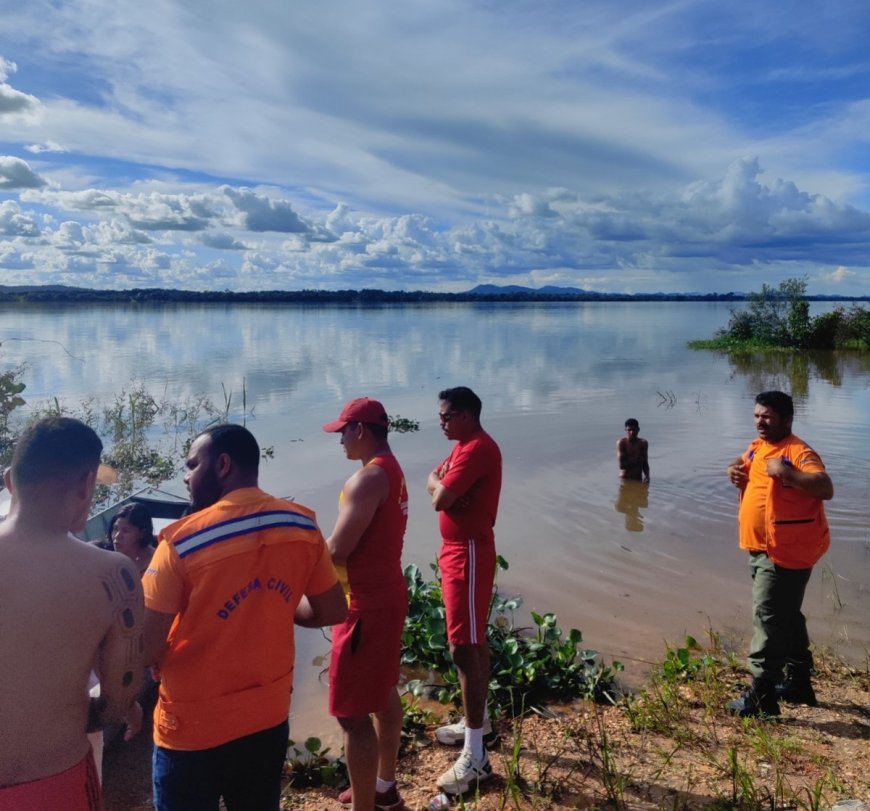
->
<box><xmin>280</xmin><ymin>562</ymin><xmax>869</xmax><ymax>810</ymax></box>
<box><xmin>282</xmin><ymin>633</ymin><xmax>869</xmax><ymax>810</ymax></box>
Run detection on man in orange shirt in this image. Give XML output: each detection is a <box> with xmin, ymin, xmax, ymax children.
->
<box><xmin>726</xmin><ymin>391</ymin><xmax>833</xmax><ymax>717</ymax></box>
<box><xmin>143</xmin><ymin>424</ymin><xmax>347</xmax><ymax>811</ymax></box>
<box><xmin>427</xmin><ymin>387</ymin><xmax>502</xmax><ymax>795</ymax></box>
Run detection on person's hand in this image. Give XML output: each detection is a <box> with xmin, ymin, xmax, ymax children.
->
<box><xmin>765</xmin><ymin>458</ymin><xmax>791</xmax><ymax>481</ymax></box>
<box><xmin>123</xmin><ymin>701</ymin><xmax>143</xmax><ymax>742</ymax></box>
<box><xmin>728</xmin><ymin>462</ymin><xmax>748</xmax><ymax>489</ymax></box>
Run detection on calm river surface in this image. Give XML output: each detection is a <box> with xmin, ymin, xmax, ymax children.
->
<box><xmin>2</xmin><ymin>301</ymin><xmax>868</xmax><ymax>744</ymax></box>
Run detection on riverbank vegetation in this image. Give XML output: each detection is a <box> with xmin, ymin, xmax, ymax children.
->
<box><xmin>689</xmin><ymin>278</ymin><xmax>870</xmax><ymax>352</ymax></box>
<box><xmin>279</xmin><ymin>633</ymin><xmax>869</xmax><ymax>811</ymax></box>
<box><xmin>0</xmin><ymin>358</ymin><xmax>419</xmax><ymax>508</ymax></box>
<box><xmin>402</xmin><ymin>560</ymin><xmax>621</xmax><ymax>715</ymax></box>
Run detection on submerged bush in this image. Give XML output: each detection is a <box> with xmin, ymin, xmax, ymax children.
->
<box><xmin>691</xmin><ymin>277</ymin><xmax>870</xmax><ymax>352</ymax></box>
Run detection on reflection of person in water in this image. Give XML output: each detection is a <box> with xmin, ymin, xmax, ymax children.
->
<box><xmin>617</xmin><ymin>418</ymin><xmax>650</xmax><ymax>483</ymax></box>
<box><xmin>615</xmin><ymin>480</ymin><xmax>648</xmax><ymax>532</ymax></box>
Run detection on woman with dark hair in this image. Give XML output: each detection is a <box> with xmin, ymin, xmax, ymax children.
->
<box><xmin>111</xmin><ymin>503</ymin><xmax>155</xmax><ymax>574</ymax></box>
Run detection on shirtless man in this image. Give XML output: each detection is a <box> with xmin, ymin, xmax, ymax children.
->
<box><xmin>0</xmin><ymin>417</ymin><xmax>144</xmax><ymax>811</ymax></box>
<box><xmin>617</xmin><ymin>418</ymin><xmax>650</xmax><ymax>482</ymax></box>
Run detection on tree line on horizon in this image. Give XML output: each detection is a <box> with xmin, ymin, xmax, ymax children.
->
<box><xmin>1</xmin><ymin>285</ymin><xmax>867</xmax><ymax>305</ymax></box>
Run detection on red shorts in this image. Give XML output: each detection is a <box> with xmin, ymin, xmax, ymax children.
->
<box><xmin>440</xmin><ymin>539</ymin><xmax>496</xmax><ymax>646</ymax></box>
<box><xmin>329</xmin><ymin>596</ymin><xmax>407</xmax><ymax>718</ymax></box>
<box><xmin>0</xmin><ymin>748</ymin><xmax>102</xmax><ymax>811</ymax></box>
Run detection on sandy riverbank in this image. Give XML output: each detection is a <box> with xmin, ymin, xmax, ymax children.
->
<box><xmin>102</xmin><ymin>645</ymin><xmax>869</xmax><ymax>811</ymax></box>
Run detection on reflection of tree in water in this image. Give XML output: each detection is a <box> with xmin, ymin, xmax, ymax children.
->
<box><xmin>615</xmin><ymin>481</ymin><xmax>649</xmax><ymax>532</ymax></box>
<box><xmin>726</xmin><ymin>351</ymin><xmax>870</xmax><ymax>402</ymax></box>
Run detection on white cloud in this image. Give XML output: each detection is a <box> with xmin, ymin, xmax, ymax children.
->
<box><xmin>820</xmin><ymin>266</ymin><xmax>858</xmax><ymax>284</ymax></box>
<box><xmin>221</xmin><ymin>187</ymin><xmax>310</xmax><ymax>233</ymax></box>
<box><xmin>0</xmin><ymin>201</ymin><xmax>41</xmax><ymax>236</ymax></box>
<box><xmin>1</xmin><ymin>4</ymin><xmax>869</xmax><ymax>293</ymax></box>
<box><xmin>0</xmin><ymin>58</ymin><xmax>41</xmax><ymax>117</ymax></box>
<box><xmin>0</xmin><ymin>156</ymin><xmax>47</xmax><ymax>189</ymax></box>
<box><xmin>24</xmin><ymin>140</ymin><xmax>68</xmax><ymax>154</ymax></box>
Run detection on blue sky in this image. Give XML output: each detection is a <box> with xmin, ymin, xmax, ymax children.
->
<box><xmin>1</xmin><ymin>0</ymin><xmax>869</xmax><ymax>294</ymax></box>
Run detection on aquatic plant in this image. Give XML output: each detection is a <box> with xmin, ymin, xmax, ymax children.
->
<box><xmin>402</xmin><ymin>558</ymin><xmax>622</xmax><ymax>715</ymax></box>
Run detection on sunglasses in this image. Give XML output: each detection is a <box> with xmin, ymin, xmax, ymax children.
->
<box><xmin>438</xmin><ymin>410</ymin><xmax>460</xmax><ymax>423</ymax></box>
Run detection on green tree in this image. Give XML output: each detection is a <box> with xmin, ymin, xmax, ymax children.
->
<box><xmin>37</xmin><ymin>384</ymin><xmax>220</xmax><ymax>510</ymax></box>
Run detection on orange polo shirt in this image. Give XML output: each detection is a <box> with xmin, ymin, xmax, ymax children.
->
<box><xmin>143</xmin><ymin>487</ymin><xmax>337</xmax><ymax>750</ymax></box>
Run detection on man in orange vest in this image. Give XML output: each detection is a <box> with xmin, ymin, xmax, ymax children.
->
<box><xmin>143</xmin><ymin>424</ymin><xmax>347</xmax><ymax>811</ymax></box>
<box><xmin>726</xmin><ymin>391</ymin><xmax>833</xmax><ymax>717</ymax></box>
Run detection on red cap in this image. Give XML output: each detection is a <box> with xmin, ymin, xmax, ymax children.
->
<box><xmin>322</xmin><ymin>397</ymin><xmax>389</xmax><ymax>433</ymax></box>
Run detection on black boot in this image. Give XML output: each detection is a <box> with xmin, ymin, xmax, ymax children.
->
<box><xmin>727</xmin><ymin>679</ymin><xmax>781</xmax><ymax>718</ymax></box>
<box><xmin>775</xmin><ymin>673</ymin><xmax>818</xmax><ymax>706</ymax></box>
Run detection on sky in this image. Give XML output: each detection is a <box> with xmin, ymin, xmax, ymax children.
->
<box><xmin>1</xmin><ymin>0</ymin><xmax>870</xmax><ymax>295</ymax></box>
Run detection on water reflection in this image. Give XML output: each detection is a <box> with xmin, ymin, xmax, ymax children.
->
<box><xmin>1</xmin><ymin>302</ymin><xmax>867</xmax><ymax>707</ymax></box>
<box><xmin>615</xmin><ymin>480</ymin><xmax>649</xmax><ymax>532</ymax></box>
<box><xmin>727</xmin><ymin>350</ymin><xmax>870</xmax><ymax>404</ymax></box>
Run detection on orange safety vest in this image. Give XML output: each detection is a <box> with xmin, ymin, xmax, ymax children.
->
<box><xmin>738</xmin><ymin>435</ymin><xmax>830</xmax><ymax>570</ymax></box>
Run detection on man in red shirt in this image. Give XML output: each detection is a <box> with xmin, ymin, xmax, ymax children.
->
<box><xmin>726</xmin><ymin>391</ymin><xmax>833</xmax><ymax>717</ymax></box>
<box><xmin>427</xmin><ymin>387</ymin><xmax>502</xmax><ymax>795</ymax></box>
<box><xmin>322</xmin><ymin>398</ymin><xmax>409</xmax><ymax>811</ymax></box>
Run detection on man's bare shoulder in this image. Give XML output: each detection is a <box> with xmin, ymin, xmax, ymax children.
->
<box><xmin>349</xmin><ymin>461</ymin><xmax>389</xmax><ymax>489</ymax></box>
<box><xmin>62</xmin><ymin>535</ymin><xmax>137</xmax><ymax>573</ymax></box>
<box><xmin>0</xmin><ymin>529</ymin><xmax>140</xmax><ymax>590</ymax></box>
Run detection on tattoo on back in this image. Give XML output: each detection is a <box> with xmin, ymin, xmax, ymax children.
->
<box><xmin>98</xmin><ymin>559</ymin><xmax>144</xmax><ymax>694</ymax></box>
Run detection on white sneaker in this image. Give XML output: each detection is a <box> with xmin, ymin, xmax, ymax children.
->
<box><xmin>436</xmin><ymin>750</ymin><xmax>493</xmax><ymax>794</ymax></box>
<box><xmin>434</xmin><ymin>717</ymin><xmax>493</xmax><ymax>746</ymax></box>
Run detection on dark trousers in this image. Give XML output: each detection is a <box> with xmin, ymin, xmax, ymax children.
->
<box><xmin>748</xmin><ymin>551</ymin><xmax>813</xmax><ymax>683</ymax></box>
<box><xmin>152</xmin><ymin>719</ymin><xmax>289</xmax><ymax>811</ymax></box>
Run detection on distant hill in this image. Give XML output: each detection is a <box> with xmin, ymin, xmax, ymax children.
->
<box><xmin>466</xmin><ymin>284</ymin><xmax>594</xmax><ymax>296</ymax></box>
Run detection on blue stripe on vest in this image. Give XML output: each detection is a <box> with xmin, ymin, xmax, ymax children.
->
<box><xmin>174</xmin><ymin>509</ymin><xmax>318</xmax><ymax>559</ymax></box>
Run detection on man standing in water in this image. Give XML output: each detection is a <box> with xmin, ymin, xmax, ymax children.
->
<box><xmin>0</xmin><ymin>417</ymin><xmax>144</xmax><ymax>811</ymax></box>
<box><xmin>322</xmin><ymin>398</ymin><xmax>409</xmax><ymax>811</ymax></box>
<box><xmin>427</xmin><ymin>387</ymin><xmax>502</xmax><ymax>795</ymax></box>
<box><xmin>726</xmin><ymin>391</ymin><xmax>833</xmax><ymax>717</ymax></box>
<box><xmin>617</xmin><ymin>418</ymin><xmax>650</xmax><ymax>482</ymax></box>
<box><xmin>143</xmin><ymin>423</ymin><xmax>346</xmax><ymax>811</ymax></box>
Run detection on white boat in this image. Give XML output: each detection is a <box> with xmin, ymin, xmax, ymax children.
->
<box><xmin>82</xmin><ymin>487</ymin><xmax>190</xmax><ymax>544</ymax></box>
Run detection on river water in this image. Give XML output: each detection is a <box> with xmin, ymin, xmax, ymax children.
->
<box><xmin>2</xmin><ymin>301</ymin><xmax>868</xmax><ymax>744</ymax></box>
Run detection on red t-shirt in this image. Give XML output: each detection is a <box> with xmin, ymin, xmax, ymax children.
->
<box><xmin>437</xmin><ymin>429</ymin><xmax>502</xmax><ymax>544</ymax></box>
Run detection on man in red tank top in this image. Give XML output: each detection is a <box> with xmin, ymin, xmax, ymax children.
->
<box><xmin>323</xmin><ymin>398</ymin><xmax>410</xmax><ymax>811</ymax></box>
